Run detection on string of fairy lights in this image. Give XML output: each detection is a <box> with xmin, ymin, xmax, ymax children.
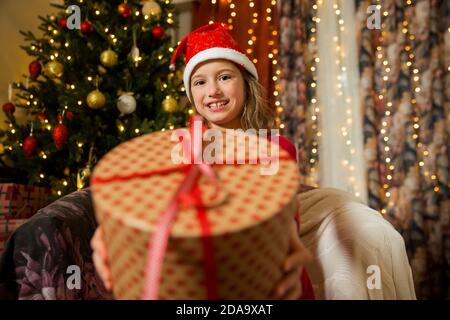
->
<box><xmin>374</xmin><ymin>0</ymin><xmax>394</xmax><ymax>213</ymax></box>
<box><xmin>305</xmin><ymin>0</ymin><xmax>320</xmax><ymax>185</ymax></box>
<box><xmin>374</xmin><ymin>0</ymin><xmax>441</xmax><ymax>214</ymax></box>
<box><xmin>327</xmin><ymin>0</ymin><xmax>361</xmax><ymax>197</ymax></box>
<box><xmin>246</xmin><ymin>1</ymin><xmax>258</xmax><ymax>66</ymax></box>
<box><xmin>266</xmin><ymin>1</ymin><xmax>280</xmax><ymax>131</ymax></box>
<box><xmin>402</xmin><ymin>0</ymin><xmax>441</xmax><ymax>195</ymax></box>
<box><xmin>228</xmin><ymin>0</ymin><xmax>236</xmax><ymax>29</ymax></box>
<box><xmin>208</xmin><ymin>0</ymin><xmax>236</xmax><ymax>26</ymax></box>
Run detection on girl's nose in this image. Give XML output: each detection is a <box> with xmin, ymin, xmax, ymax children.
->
<box><xmin>208</xmin><ymin>82</ymin><xmax>222</xmax><ymax>96</ymax></box>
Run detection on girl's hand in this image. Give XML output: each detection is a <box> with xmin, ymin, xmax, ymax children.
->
<box><xmin>91</xmin><ymin>227</ymin><xmax>112</xmax><ymax>291</ymax></box>
<box><xmin>272</xmin><ymin>222</ymin><xmax>312</xmax><ymax>299</ymax></box>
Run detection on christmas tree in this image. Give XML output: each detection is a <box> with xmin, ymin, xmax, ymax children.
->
<box><xmin>0</xmin><ymin>0</ymin><xmax>189</xmax><ymax>199</ymax></box>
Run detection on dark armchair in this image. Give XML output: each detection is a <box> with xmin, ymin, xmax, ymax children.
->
<box><xmin>0</xmin><ymin>188</ymin><xmax>111</xmax><ymax>300</ymax></box>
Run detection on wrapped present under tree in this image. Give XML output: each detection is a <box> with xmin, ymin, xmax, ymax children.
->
<box><xmin>0</xmin><ymin>218</ymin><xmax>27</xmax><ymax>254</ymax></box>
<box><xmin>0</xmin><ymin>183</ymin><xmax>51</xmax><ymax>219</ymax></box>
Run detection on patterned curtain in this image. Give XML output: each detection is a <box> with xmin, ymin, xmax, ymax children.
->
<box><xmin>277</xmin><ymin>0</ymin><xmax>320</xmax><ymax>187</ymax></box>
<box><xmin>355</xmin><ymin>0</ymin><xmax>449</xmax><ymax>299</ymax></box>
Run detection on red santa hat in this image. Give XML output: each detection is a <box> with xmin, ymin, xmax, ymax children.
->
<box><xmin>170</xmin><ymin>22</ymin><xmax>258</xmax><ymax>101</ymax></box>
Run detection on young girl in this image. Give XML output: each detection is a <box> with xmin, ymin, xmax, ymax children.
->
<box><xmin>92</xmin><ymin>22</ymin><xmax>315</xmax><ymax>300</ymax></box>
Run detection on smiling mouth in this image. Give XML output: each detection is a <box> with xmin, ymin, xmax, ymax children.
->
<box><xmin>207</xmin><ymin>100</ymin><xmax>229</xmax><ymax>111</ymax></box>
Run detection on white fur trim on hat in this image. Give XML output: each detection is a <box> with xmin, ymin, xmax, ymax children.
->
<box><xmin>183</xmin><ymin>47</ymin><xmax>259</xmax><ymax>101</ymax></box>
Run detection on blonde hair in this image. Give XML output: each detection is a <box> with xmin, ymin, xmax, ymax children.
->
<box><xmin>240</xmin><ymin>70</ymin><xmax>276</xmax><ymax>130</ymax></box>
<box><xmin>188</xmin><ymin>66</ymin><xmax>276</xmax><ymax>130</ymax></box>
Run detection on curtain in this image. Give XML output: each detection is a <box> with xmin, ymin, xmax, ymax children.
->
<box><xmin>277</xmin><ymin>0</ymin><xmax>320</xmax><ymax>187</ymax></box>
<box><xmin>355</xmin><ymin>0</ymin><xmax>449</xmax><ymax>299</ymax></box>
<box><xmin>277</xmin><ymin>0</ymin><xmax>368</xmax><ymax>199</ymax></box>
<box><xmin>316</xmin><ymin>0</ymin><xmax>368</xmax><ymax>202</ymax></box>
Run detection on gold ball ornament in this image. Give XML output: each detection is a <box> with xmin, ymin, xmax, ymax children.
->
<box><xmin>64</xmin><ymin>167</ymin><xmax>70</xmax><ymax>176</ymax></box>
<box><xmin>44</xmin><ymin>61</ymin><xmax>64</xmax><ymax>78</ymax></box>
<box><xmin>100</xmin><ymin>49</ymin><xmax>118</xmax><ymax>68</ymax></box>
<box><xmin>142</xmin><ymin>0</ymin><xmax>161</xmax><ymax>17</ymax></box>
<box><xmin>86</xmin><ymin>90</ymin><xmax>106</xmax><ymax>109</ymax></box>
<box><xmin>162</xmin><ymin>96</ymin><xmax>178</xmax><ymax>113</ymax></box>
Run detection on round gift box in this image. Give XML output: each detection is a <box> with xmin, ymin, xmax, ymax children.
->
<box><xmin>91</xmin><ymin>129</ymin><xmax>300</xmax><ymax>299</ymax></box>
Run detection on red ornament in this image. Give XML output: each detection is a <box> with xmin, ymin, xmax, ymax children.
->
<box><xmin>118</xmin><ymin>3</ymin><xmax>132</xmax><ymax>18</ymax></box>
<box><xmin>29</xmin><ymin>60</ymin><xmax>42</xmax><ymax>80</ymax></box>
<box><xmin>23</xmin><ymin>135</ymin><xmax>38</xmax><ymax>158</ymax></box>
<box><xmin>37</xmin><ymin>112</ymin><xmax>48</xmax><ymax>122</ymax></box>
<box><xmin>65</xmin><ymin>111</ymin><xmax>74</xmax><ymax>121</ymax></box>
<box><xmin>80</xmin><ymin>21</ymin><xmax>94</xmax><ymax>33</ymax></box>
<box><xmin>151</xmin><ymin>26</ymin><xmax>165</xmax><ymax>39</ymax></box>
<box><xmin>57</xmin><ymin>111</ymin><xmax>74</xmax><ymax>122</ymax></box>
<box><xmin>59</xmin><ymin>17</ymin><xmax>67</xmax><ymax>28</ymax></box>
<box><xmin>2</xmin><ymin>102</ymin><xmax>15</xmax><ymax>115</ymax></box>
<box><xmin>53</xmin><ymin>123</ymin><xmax>69</xmax><ymax>150</ymax></box>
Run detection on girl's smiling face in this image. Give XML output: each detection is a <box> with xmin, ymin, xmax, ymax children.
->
<box><xmin>190</xmin><ymin>59</ymin><xmax>245</xmax><ymax>129</ymax></box>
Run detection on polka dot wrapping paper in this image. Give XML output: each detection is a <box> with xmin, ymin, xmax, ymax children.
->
<box><xmin>91</xmin><ymin>129</ymin><xmax>300</xmax><ymax>299</ymax></box>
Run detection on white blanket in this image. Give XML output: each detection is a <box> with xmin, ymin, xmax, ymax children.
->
<box><xmin>298</xmin><ymin>188</ymin><xmax>416</xmax><ymax>300</ymax></box>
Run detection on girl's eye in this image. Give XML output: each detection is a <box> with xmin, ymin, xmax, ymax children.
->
<box><xmin>219</xmin><ymin>74</ymin><xmax>231</xmax><ymax>81</ymax></box>
<box><xmin>194</xmin><ymin>80</ymin><xmax>205</xmax><ymax>86</ymax></box>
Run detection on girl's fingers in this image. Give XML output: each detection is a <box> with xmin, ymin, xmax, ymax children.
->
<box><xmin>92</xmin><ymin>251</ymin><xmax>112</xmax><ymax>290</ymax></box>
<box><xmin>90</xmin><ymin>228</ymin><xmax>103</xmax><ymax>252</ymax></box>
<box><xmin>91</xmin><ymin>227</ymin><xmax>112</xmax><ymax>291</ymax></box>
<box><xmin>284</xmin><ymin>248</ymin><xmax>311</xmax><ymax>273</ymax></box>
<box><xmin>284</xmin><ymin>224</ymin><xmax>312</xmax><ymax>273</ymax></box>
<box><xmin>273</xmin><ymin>266</ymin><xmax>303</xmax><ymax>299</ymax></box>
<box><xmin>271</xmin><ymin>222</ymin><xmax>312</xmax><ymax>299</ymax></box>
<box><xmin>91</xmin><ymin>228</ymin><xmax>109</xmax><ymax>263</ymax></box>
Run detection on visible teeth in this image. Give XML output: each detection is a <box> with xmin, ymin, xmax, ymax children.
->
<box><xmin>209</xmin><ymin>102</ymin><xmax>226</xmax><ymax>109</ymax></box>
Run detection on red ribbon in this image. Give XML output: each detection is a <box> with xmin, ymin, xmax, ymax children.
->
<box><xmin>192</xmin><ymin>184</ymin><xmax>219</xmax><ymax>299</ymax></box>
<box><xmin>140</xmin><ymin>115</ymin><xmax>222</xmax><ymax>299</ymax></box>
